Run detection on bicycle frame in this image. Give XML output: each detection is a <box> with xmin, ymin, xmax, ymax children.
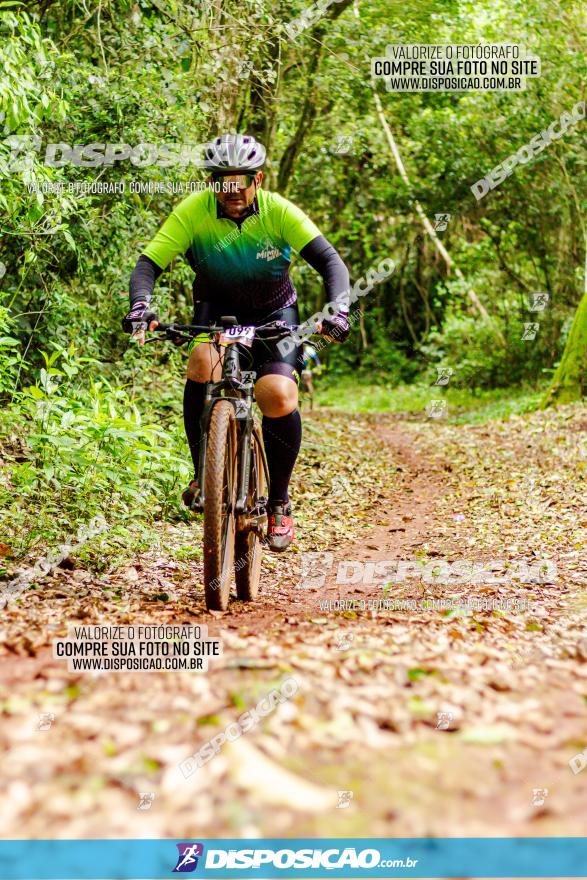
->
<box><xmin>152</xmin><ymin>317</ymin><xmax>301</xmax><ymax>525</ymax></box>
<box><xmin>198</xmin><ymin>350</ymin><xmax>262</xmax><ymax>517</ymax></box>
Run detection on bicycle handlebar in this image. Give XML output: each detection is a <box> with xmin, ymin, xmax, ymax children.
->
<box><xmin>153</xmin><ymin>322</ymin><xmax>223</xmax><ymax>334</ymax></box>
<box><xmin>148</xmin><ymin>319</ymin><xmax>316</xmax><ymax>344</ymax></box>
<box><xmin>153</xmin><ymin>320</ymin><xmax>303</xmax><ymax>335</ymax></box>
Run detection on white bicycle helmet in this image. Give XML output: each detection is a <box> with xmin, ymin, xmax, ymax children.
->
<box><xmin>203</xmin><ymin>133</ymin><xmax>266</xmax><ymax>172</ymax></box>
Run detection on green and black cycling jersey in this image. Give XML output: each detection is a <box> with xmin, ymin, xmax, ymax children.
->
<box><xmin>129</xmin><ymin>187</ymin><xmax>350</xmax><ymax>320</ymax></box>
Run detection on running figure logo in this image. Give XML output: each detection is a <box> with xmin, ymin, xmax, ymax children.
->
<box><xmin>173</xmin><ymin>843</ymin><xmax>205</xmax><ymax>873</ymax></box>
<box><xmin>531</xmin><ymin>788</ymin><xmax>549</xmax><ymax>806</ymax></box>
<box><xmin>336</xmin><ymin>790</ymin><xmax>354</xmax><ymax>809</ymax></box>
<box><xmin>433</xmin><ymin>213</ymin><xmax>450</xmax><ymax>232</ymax></box>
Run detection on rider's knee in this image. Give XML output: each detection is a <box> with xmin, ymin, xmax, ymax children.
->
<box><xmin>186</xmin><ymin>345</ymin><xmax>215</xmax><ymax>383</ymax></box>
<box><xmin>255</xmin><ymin>374</ymin><xmax>298</xmax><ymax>418</ymax></box>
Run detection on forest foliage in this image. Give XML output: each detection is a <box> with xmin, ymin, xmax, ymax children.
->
<box><xmin>0</xmin><ymin>0</ymin><xmax>585</xmax><ymax>560</ymax></box>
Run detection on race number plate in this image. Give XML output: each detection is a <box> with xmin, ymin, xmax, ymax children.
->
<box><xmin>219</xmin><ymin>325</ymin><xmax>255</xmax><ymax>347</ymax></box>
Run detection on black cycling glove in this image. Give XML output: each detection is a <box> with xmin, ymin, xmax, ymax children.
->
<box><xmin>321</xmin><ymin>312</ymin><xmax>350</xmax><ymax>343</ymax></box>
<box><xmin>121</xmin><ymin>301</ymin><xmax>159</xmax><ymax>334</ymax></box>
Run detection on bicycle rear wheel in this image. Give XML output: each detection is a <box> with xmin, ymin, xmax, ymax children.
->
<box><xmin>203</xmin><ymin>400</ymin><xmax>237</xmax><ymax>611</ymax></box>
<box><xmin>235</xmin><ymin>422</ymin><xmax>267</xmax><ymax>602</ymax></box>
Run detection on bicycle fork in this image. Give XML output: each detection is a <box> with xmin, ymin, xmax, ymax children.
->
<box><xmin>196</xmin><ymin>369</ymin><xmax>266</xmax><ymax>535</ymax></box>
<box><xmin>195</xmin><ymin>345</ymin><xmax>242</xmax><ymax>510</ymax></box>
<box><xmin>234</xmin><ymin>376</ymin><xmax>267</xmax><ymax>536</ymax></box>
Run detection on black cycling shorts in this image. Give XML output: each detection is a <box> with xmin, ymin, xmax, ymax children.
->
<box><xmin>191</xmin><ymin>302</ymin><xmax>303</xmax><ymax>385</ymax></box>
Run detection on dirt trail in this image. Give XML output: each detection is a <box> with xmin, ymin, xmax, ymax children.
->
<box><xmin>1</xmin><ymin>408</ymin><xmax>586</xmax><ymax>839</ymax></box>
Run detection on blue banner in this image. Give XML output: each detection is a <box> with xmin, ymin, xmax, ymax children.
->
<box><xmin>1</xmin><ymin>838</ymin><xmax>586</xmax><ymax>879</ymax></box>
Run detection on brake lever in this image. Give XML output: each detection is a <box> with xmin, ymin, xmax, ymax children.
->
<box><xmin>144</xmin><ymin>330</ymin><xmax>192</xmax><ymax>345</ymax></box>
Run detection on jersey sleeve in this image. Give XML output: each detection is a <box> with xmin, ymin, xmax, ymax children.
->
<box><xmin>142</xmin><ymin>192</ymin><xmax>203</xmax><ymax>270</ymax></box>
<box><xmin>275</xmin><ymin>193</ymin><xmax>322</xmax><ymax>253</ymax></box>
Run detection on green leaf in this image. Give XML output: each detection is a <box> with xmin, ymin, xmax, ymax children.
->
<box><xmin>62</xmin><ymin>229</ymin><xmax>76</xmax><ymax>252</ymax></box>
<box><xmin>26</xmin><ymin>385</ymin><xmax>45</xmax><ymax>400</ymax></box>
<box><xmin>407</xmin><ymin>667</ymin><xmax>431</xmax><ymax>682</ymax></box>
<box><xmin>461</xmin><ymin>725</ymin><xmax>516</xmax><ymax>745</ymax></box>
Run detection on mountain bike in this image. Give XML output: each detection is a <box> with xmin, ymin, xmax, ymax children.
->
<box><xmin>151</xmin><ymin>317</ymin><xmax>299</xmax><ymax>612</ymax></box>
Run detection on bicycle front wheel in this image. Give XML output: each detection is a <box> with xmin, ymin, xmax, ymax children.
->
<box><xmin>203</xmin><ymin>400</ymin><xmax>237</xmax><ymax>611</ymax></box>
<box><xmin>235</xmin><ymin>422</ymin><xmax>267</xmax><ymax>602</ymax></box>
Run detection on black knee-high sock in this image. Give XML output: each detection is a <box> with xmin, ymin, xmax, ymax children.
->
<box><xmin>262</xmin><ymin>410</ymin><xmax>302</xmax><ymax>503</ymax></box>
<box><xmin>183</xmin><ymin>379</ymin><xmax>206</xmax><ymax>479</ymax></box>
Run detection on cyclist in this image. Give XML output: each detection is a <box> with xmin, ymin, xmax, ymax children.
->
<box><xmin>123</xmin><ymin>133</ymin><xmax>350</xmax><ymax>551</ymax></box>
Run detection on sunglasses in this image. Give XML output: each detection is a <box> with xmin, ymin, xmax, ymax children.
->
<box><xmin>212</xmin><ymin>173</ymin><xmax>257</xmax><ymax>191</ymax></box>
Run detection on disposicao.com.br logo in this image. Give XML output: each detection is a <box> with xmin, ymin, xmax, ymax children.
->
<box><xmin>173</xmin><ymin>843</ymin><xmax>205</xmax><ymax>873</ymax></box>
<box><xmin>200</xmin><ymin>847</ymin><xmax>417</xmax><ymax>870</ymax></box>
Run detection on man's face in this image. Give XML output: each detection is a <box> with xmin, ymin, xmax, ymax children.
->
<box><xmin>212</xmin><ymin>172</ymin><xmax>262</xmax><ymax>218</ymax></box>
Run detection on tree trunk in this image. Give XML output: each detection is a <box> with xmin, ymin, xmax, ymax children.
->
<box><xmin>277</xmin><ymin>37</ymin><xmax>322</xmax><ymax>193</ymax></box>
<box><xmin>541</xmin><ymin>290</ymin><xmax>587</xmax><ymax>406</ymax></box>
<box><xmin>542</xmin><ymin>235</ymin><xmax>587</xmax><ymax>407</ymax></box>
<box><xmin>358</xmin><ymin>308</ymin><xmax>368</xmax><ymax>349</ymax></box>
<box><xmin>277</xmin><ymin>0</ymin><xmax>353</xmax><ymax>193</ymax></box>
<box><xmin>245</xmin><ymin>33</ymin><xmax>281</xmax><ymax>157</ymax></box>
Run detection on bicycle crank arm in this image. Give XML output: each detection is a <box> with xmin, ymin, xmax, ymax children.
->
<box><xmin>237</xmin><ymin>498</ymin><xmax>268</xmax><ymax>534</ymax></box>
<box><xmin>253</xmin><ymin>498</ymin><xmax>268</xmax><ymax>535</ymax></box>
